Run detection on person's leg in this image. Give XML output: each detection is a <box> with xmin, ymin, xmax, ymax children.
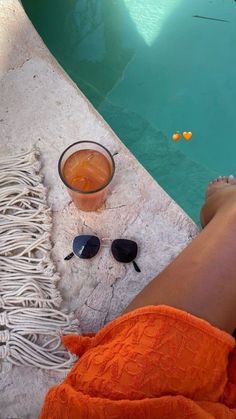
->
<box><xmin>124</xmin><ymin>177</ymin><xmax>236</xmax><ymax>334</ymax></box>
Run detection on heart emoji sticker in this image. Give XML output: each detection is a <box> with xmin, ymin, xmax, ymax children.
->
<box><xmin>183</xmin><ymin>131</ymin><xmax>192</xmax><ymax>141</ymax></box>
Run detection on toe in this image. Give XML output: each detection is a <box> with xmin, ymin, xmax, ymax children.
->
<box><xmin>228</xmin><ymin>175</ymin><xmax>236</xmax><ymax>185</ymax></box>
<box><xmin>206</xmin><ymin>175</ymin><xmax>233</xmax><ymax>199</ymax></box>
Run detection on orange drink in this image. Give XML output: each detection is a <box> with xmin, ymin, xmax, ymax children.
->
<box><xmin>58</xmin><ymin>141</ymin><xmax>115</xmax><ymax>211</ymax></box>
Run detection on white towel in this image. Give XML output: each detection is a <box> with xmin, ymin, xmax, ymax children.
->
<box><xmin>0</xmin><ymin>148</ymin><xmax>78</xmax><ymax>371</ymax></box>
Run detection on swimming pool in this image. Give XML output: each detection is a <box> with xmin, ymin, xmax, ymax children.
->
<box><xmin>22</xmin><ymin>0</ymin><xmax>236</xmax><ymax>223</ymax></box>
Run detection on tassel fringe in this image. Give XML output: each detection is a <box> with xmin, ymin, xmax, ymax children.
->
<box><xmin>0</xmin><ymin>148</ymin><xmax>78</xmax><ymax>370</ymax></box>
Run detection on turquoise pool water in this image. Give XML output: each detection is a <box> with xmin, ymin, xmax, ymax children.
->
<box><xmin>22</xmin><ymin>0</ymin><xmax>236</xmax><ymax>223</ymax></box>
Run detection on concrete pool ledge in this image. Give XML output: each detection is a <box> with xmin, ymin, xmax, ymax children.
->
<box><xmin>0</xmin><ymin>0</ymin><xmax>199</xmax><ymax>417</ymax></box>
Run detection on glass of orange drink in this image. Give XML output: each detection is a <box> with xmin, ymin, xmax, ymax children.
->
<box><xmin>58</xmin><ymin>141</ymin><xmax>115</xmax><ymax>211</ymax></box>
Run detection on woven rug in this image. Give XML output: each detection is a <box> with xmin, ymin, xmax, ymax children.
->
<box><xmin>0</xmin><ymin>148</ymin><xmax>77</xmax><ymax>371</ymax></box>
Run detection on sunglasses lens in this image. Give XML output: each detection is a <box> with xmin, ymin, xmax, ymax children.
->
<box><xmin>73</xmin><ymin>235</ymin><xmax>100</xmax><ymax>259</ymax></box>
<box><xmin>111</xmin><ymin>239</ymin><xmax>138</xmax><ymax>263</ymax></box>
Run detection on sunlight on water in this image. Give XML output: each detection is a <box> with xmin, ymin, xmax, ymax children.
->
<box><xmin>123</xmin><ymin>0</ymin><xmax>181</xmax><ymax>46</ymax></box>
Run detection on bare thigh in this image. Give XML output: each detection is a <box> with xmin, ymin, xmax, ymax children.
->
<box><xmin>124</xmin><ymin>207</ymin><xmax>236</xmax><ymax>334</ymax></box>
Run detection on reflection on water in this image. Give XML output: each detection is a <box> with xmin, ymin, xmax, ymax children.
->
<box><xmin>23</xmin><ymin>0</ymin><xmax>236</xmax><ymax>222</ymax></box>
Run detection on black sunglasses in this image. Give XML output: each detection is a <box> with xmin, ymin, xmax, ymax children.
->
<box><xmin>64</xmin><ymin>235</ymin><xmax>141</xmax><ymax>273</ymax></box>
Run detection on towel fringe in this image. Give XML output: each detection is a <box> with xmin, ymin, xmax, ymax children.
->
<box><xmin>0</xmin><ymin>148</ymin><xmax>78</xmax><ymax>371</ymax></box>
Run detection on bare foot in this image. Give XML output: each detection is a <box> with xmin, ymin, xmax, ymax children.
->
<box><xmin>206</xmin><ymin>175</ymin><xmax>236</xmax><ymax>199</ymax></box>
<box><xmin>201</xmin><ymin>175</ymin><xmax>236</xmax><ymax>227</ymax></box>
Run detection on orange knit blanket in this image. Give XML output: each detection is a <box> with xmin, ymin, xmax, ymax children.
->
<box><xmin>40</xmin><ymin>305</ymin><xmax>236</xmax><ymax>418</ymax></box>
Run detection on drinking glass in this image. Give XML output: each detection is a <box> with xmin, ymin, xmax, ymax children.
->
<box><xmin>58</xmin><ymin>141</ymin><xmax>115</xmax><ymax>211</ymax></box>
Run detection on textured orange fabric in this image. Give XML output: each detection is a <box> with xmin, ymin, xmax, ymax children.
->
<box><xmin>40</xmin><ymin>305</ymin><xmax>236</xmax><ymax>418</ymax></box>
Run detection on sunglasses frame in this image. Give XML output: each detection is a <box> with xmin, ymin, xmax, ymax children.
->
<box><xmin>64</xmin><ymin>235</ymin><xmax>141</xmax><ymax>272</ymax></box>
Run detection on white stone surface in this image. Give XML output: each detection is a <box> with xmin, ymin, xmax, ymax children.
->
<box><xmin>0</xmin><ymin>1</ymin><xmax>199</xmax><ymax>417</ymax></box>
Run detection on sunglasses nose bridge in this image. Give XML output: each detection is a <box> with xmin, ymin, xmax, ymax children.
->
<box><xmin>100</xmin><ymin>238</ymin><xmax>112</xmax><ymax>248</ymax></box>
